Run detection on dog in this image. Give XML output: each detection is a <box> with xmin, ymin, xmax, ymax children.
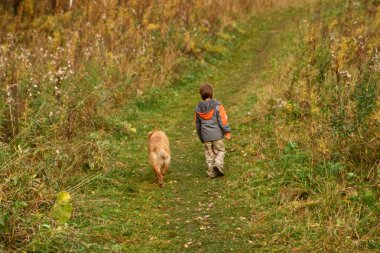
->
<box><xmin>148</xmin><ymin>130</ymin><xmax>171</xmax><ymax>187</ymax></box>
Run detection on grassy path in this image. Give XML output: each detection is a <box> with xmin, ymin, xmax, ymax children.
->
<box><xmin>41</xmin><ymin>5</ymin><xmax>309</xmax><ymax>252</ymax></box>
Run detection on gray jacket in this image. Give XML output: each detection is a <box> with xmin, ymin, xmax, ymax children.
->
<box><xmin>195</xmin><ymin>99</ymin><xmax>231</xmax><ymax>142</ymax></box>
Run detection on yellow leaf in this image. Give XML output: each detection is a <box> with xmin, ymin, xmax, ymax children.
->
<box><xmin>50</xmin><ymin>191</ymin><xmax>73</xmax><ymax>225</ymax></box>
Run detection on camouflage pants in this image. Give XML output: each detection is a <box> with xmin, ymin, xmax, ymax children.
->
<box><xmin>204</xmin><ymin>140</ymin><xmax>225</xmax><ymax>177</ymax></box>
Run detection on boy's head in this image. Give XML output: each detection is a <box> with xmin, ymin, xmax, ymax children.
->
<box><xmin>199</xmin><ymin>83</ymin><xmax>213</xmax><ymax>100</ymax></box>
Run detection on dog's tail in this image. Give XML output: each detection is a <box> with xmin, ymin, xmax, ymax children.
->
<box><xmin>158</xmin><ymin>149</ymin><xmax>169</xmax><ymax>160</ymax></box>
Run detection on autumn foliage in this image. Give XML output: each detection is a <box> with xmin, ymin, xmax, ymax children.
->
<box><xmin>275</xmin><ymin>0</ymin><xmax>380</xmax><ymax>175</ymax></box>
<box><xmin>0</xmin><ymin>0</ymin><xmax>300</xmax><ymax>250</ymax></box>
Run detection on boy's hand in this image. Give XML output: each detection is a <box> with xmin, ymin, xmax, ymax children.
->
<box><xmin>225</xmin><ymin>132</ymin><xmax>231</xmax><ymax>141</ymax></box>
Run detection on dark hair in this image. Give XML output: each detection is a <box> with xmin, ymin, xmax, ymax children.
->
<box><xmin>199</xmin><ymin>83</ymin><xmax>213</xmax><ymax>100</ymax></box>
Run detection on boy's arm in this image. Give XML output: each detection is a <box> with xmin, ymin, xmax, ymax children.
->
<box><xmin>216</xmin><ymin>105</ymin><xmax>231</xmax><ymax>139</ymax></box>
<box><xmin>195</xmin><ymin>112</ymin><xmax>203</xmax><ymax>142</ymax></box>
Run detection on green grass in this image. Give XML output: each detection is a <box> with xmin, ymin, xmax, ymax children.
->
<box><xmin>27</xmin><ymin>2</ymin><xmax>379</xmax><ymax>252</ymax></box>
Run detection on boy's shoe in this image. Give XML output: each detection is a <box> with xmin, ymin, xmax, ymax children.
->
<box><xmin>213</xmin><ymin>166</ymin><xmax>224</xmax><ymax>177</ymax></box>
<box><xmin>206</xmin><ymin>170</ymin><xmax>217</xmax><ymax>178</ymax></box>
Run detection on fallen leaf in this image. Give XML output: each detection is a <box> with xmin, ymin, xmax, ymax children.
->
<box><xmin>49</xmin><ymin>191</ymin><xmax>73</xmax><ymax>225</ymax></box>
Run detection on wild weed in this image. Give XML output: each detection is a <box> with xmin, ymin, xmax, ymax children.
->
<box><xmin>0</xmin><ymin>0</ymin><xmax>303</xmax><ymax>249</ymax></box>
<box><xmin>256</xmin><ymin>0</ymin><xmax>380</xmax><ymax>250</ymax></box>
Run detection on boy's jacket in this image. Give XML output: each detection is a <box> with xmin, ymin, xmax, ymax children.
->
<box><xmin>195</xmin><ymin>99</ymin><xmax>231</xmax><ymax>142</ymax></box>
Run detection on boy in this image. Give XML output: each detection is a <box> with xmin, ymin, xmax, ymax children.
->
<box><xmin>195</xmin><ymin>83</ymin><xmax>231</xmax><ymax>178</ymax></box>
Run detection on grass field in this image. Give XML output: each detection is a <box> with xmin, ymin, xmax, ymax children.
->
<box><xmin>16</xmin><ymin>1</ymin><xmax>379</xmax><ymax>252</ymax></box>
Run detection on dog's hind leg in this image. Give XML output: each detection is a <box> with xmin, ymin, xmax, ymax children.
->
<box><xmin>152</xmin><ymin>164</ymin><xmax>164</xmax><ymax>187</ymax></box>
<box><xmin>161</xmin><ymin>165</ymin><xmax>168</xmax><ymax>175</ymax></box>
<box><xmin>161</xmin><ymin>159</ymin><xmax>170</xmax><ymax>175</ymax></box>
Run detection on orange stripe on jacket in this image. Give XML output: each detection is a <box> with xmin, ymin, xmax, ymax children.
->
<box><xmin>197</xmin><ymin>109</ymin><xmax>215</xmax><ymax>120</ymax></box>
<box><xmin>218</xmin><ymin>105</ymin><xmax>228</xmax><ymax>126</ymax></box>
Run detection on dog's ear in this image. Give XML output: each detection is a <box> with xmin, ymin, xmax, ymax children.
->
<box><xmin>147</xmin><ymin>130</ymin><xmax>154</xmax><ymax>140</ymax></box>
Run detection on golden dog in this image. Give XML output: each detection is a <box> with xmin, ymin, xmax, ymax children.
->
<box><xmin>148</xmin><ymin>130</ymin><xmax>171</xmax><ymax>187</ymax></box>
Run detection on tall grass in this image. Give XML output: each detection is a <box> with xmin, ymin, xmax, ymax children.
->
<box><xmin>255</xmin><ymin>0</ymin><xmax>379</xmax><ymax>250</ymax></box>
<box><xmin>281</xmin><ymin>0</ymin><xmax>380</xmax><ymax>178</ymax></box>
<box><xmin>0</xmin><ymin>0</ymin><xmax>303</xmax><ymax>250</ymax></box>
